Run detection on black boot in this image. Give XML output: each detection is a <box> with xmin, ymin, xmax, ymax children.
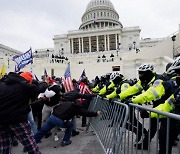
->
<box><xmin>12</xmin><ymin>140</ymin><xmax>18</xmax><ymax>147</ymax></box>
<box><xmin>12</xmin><ymin>137</ymin><xmax>18</xmax><ymax>147</ymax></box>
<box><xmin>72</xmin><ymin>130</ymin><xmax>79</xmax><ymax>137</ymax></box>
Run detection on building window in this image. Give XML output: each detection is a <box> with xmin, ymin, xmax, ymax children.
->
<box><xmin>112</xmin><ymin>66</ymin><xmax>120</xmax><ymax>71</ymax></box>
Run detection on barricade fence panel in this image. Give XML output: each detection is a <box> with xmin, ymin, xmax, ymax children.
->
<box><xmin>87</xmin><ymin>97</ymin><xmax>180</xmax><ymax>154</ymax></box>
<box><xmin>87</xmin><ymin>96</ymin><xmax>129</xmax><ymax>154</ymax></box>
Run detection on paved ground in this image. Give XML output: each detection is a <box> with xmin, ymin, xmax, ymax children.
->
<box><xmin>10</xmin><ymin>117</ymin><xmax>180</xmax><ymax>154</ymax></box>
<box><xmin>11</xmin><ymin>119</ymin><xmax>104</xmax><ymax>154</ymax></box>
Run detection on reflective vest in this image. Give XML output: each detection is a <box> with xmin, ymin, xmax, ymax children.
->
<box><xmin>106</xmin><ymin>82</ymin><xmax>131</xmax><ymax>100</ymax></box>
<box><xmin>92</xmin><ymin>85</ymin><xmax>100</xmax><ymax>93</ymax></box>
<box><xmin>132</xmin><ymin>77</ymin><xmax>177</xmax><ymax>105</ymax></box>
<box><xmin>98</xmin><ymin>85</ymin><xmax>107</xmax><ymax>95</ymax></box>
<box><xmin>132</xmin><ymin>79</ymin><xmax>165</xmax><ymax>104</ymax></box>
<box><xmin>119</xmin><ymin>75</ymin><xmax>161</xmax><ymax>101</ymax></box>
<box><xmin>150</xmin><ymin>94</ymin><xmax>175</xmax><ymax>118</ymax></box>
<box><xmin>119</xmin><ymin>80</ymin><xmax>143</xmax><ymax>100</ymax></box>
<box><xmin>98</xmin><ymin>81</ymin><xmax>114</xmax><ymax>96</ymax></box>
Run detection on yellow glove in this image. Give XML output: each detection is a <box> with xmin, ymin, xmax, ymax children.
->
<box><xmin>150</xmin><ymin>101</ymin><xmax>173</xmax><ymax>118</ymax></box>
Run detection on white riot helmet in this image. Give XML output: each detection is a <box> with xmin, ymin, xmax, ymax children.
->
<box><xmin>167</xmin><ymin>56</ymin><xmax>180</xmax><ymax>74</ymax></box>
<box><xmin>110</xmin><ymin>72</ymin><xmax>120</xmax><ymax>81</ymax></box>
<box><xmin>138</xmin><ymin>64</ymin><xmax>154</xmax><ymax>72</ymax></box>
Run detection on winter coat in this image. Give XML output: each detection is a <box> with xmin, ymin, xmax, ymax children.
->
<box><xmin>0</xmin><ymin>72</ymin><xmax>47</xmax><ymax>125</ymax></box>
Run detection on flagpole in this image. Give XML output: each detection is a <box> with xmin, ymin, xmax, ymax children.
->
<box><xmin>30</xmin><ymin>63</ymin><xmax>33</xmax><ymax>74</ymax></box>
<box><xmin>30</xmin><ymin>47</ymin><xmax>33</xmax><ymax>74</ymax></box>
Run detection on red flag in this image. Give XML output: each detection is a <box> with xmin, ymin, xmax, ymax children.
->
<box><xmin>62</xmin><ymin>64</ymin><xmax>74</xmax><ymax>92</ymax></box>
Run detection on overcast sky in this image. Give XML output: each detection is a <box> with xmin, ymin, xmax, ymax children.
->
<box><xmin>0</xmin><ymin>0</ymin><xmax>179</xmax><ymax>52</ymax></box>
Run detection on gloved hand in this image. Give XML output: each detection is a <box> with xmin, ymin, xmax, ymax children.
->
<box><xmin>101</xmin><ymin>95</ymin><xmax>105</xmax><ymax>100</ymax></box>
<box><xmin>150</xmin><ymin>112</ymin><xmax>166</xmax><ymax>118</ymax></box>
<box><xmin>140</xmin><ymin>110</ymin><xmax>149</xmax><ymax>118</ymax></box>
<box><xmin>91</xmin><ymin>94</ymin><xmax>97</xmax><ymax>97</ymax></box>
<box><xmin>123</xmin><ymin>98</ymin><xmax>132</xmax><ymax>105</ymax></box>
<box><xmin>116</xmin><ymin>87</ymin><xmax>121</xmax><ymax>94</ymax></box>
<box><xmin>109</xmin><ymin>98</ymin><xmax>115</xmax><ymax>105</ymax></box>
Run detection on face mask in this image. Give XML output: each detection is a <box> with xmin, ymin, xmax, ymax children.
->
<box><xmin>113</xmin><ymin>76</ymin><xmax>122</xmax><ymax>84</ymax></box>
<box><xmin>139</xmin><ymin>71</ymin><xmax>153</xmax><ymax>84</ymax></box>
<box><xmin>176</xmin><ymin>76</ymin><xmax>180</xmax><ymax>86</ymax></box>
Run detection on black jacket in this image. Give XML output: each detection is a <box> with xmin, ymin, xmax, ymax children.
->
<box><xmin>52</xmin><ymin>101</ymin><xmax>98</xmax><ymax>121</ymax></box>
<box><xmin>61</xmin><ymin>89</ymin><xmax>96</xmax><ymax>102</ymax></box>
<box><xmin>0</xmin><ymin>72</ymin><xmax>48</xmax><ymax>125</ymax></box>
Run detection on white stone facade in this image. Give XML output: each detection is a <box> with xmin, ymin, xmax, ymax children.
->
<box><xmin>1</xmin><ymin>0</ymin><xmax>180</xmax><ymax>81</ymax></box>
<box><xmin>53</xmin><ymin>0</ymin><xmax>140</xmax><ymax>55</ymax></box>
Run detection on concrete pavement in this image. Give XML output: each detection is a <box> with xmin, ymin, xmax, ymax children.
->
<box><xmin>11</xmin><ymin>119</ymin><xmax>104</xmax><ymax>154</ymax></box>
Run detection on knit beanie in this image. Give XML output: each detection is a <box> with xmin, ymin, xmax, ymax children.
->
<box><xmin>20</xmin><ymin>72</ymin><xmax>33</xmax><ymax>83</ymax></box>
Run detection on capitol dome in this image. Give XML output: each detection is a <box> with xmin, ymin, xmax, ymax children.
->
<box><xmin>79</xmin><ymin>0</ymin><xmax>123</xmax><ymax>30</ymax></box>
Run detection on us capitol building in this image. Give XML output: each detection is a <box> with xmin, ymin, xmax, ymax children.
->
<box><xmin>0</xmin><ymin>0</ymin><xmax>180</xmax><ymax>80</ymax></box>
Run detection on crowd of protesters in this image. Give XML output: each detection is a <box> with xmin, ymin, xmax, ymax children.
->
<box><xmin>0</xmin><ymin>71</ymin><xmax>100</xmax><ymax>154</ymax></box>
<box><xmin>1</xmin><ymin>56</ymin><xmax>180</xmax><ymax>154</ymax></box>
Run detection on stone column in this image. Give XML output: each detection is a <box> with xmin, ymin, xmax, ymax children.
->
<box><xmin>96</xmin><ymin>36</ymin><xmax>99</xmax><ymax>52</ymax></box>
<box><xmin>118</xmin><ymin>34</ymin><xmax>121</xmax><ymax>49</ymax></box>
<box><xmin>68</xmin><ymin>39</ymin><xmax>71</xmax><ymax>54</ymax></box>
<box><xmin>79</xmin><ymin>38</ymin><xmax>81</xmax><ymax>53</ymax></box>
<box><xmin>107</xmin><ymin>35</ymin><xmax>110</xmax><ymax>51</ymax></box>
<box><xmin>82</xmin><ymin>37</ymin><xmax>84</xmax><ymax>53</ymax></box>
<box><xmin>104</xmin><ymin>35</ymin><xmax>107</xmax><ymax>51</ymax></box>
<box><xmin>89</xmin><ymin>37</ymin><xmax>91</xmax><ymax>52</ymax></box>
<box><xmin>71</xmin><ymin>38</ymin><xmax>74</xmax><ymax>54</ymax></box>
<box><xmin>115</xmin><ymin>34</ymin><xmax>118</xmax><ymax>49</ymax></box>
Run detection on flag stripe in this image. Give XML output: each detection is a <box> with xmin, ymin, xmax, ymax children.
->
<box><xmin>79</xmin><ymin>84</ymin><xmax>93</xmax><ymax>94</ymax></box>
<box><xmin>62</xmin><ymin>64</ymin><xmax>74</xmax><ymax>92</ymax></box>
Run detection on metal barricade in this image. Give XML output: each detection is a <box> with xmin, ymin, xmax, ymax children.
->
<box><xmin>126</xmin><ymin>103</ymin><xmax>180</xmax><ymax>154</ymax></box>
<box><xmin>87</xmin><ymin>97</ymin><xmax>180</xmax><ymax>154</ymax></box>
<box><xmin>87</xmin><ymin>96</ymin><xmax>129</xmax><ymax>154</ymax></box>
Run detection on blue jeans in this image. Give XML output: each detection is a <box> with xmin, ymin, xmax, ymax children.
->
<box><xmin>34</xmin><ymin>114</ymin><xmax>73</xmax><ymax>143</ymax></box>
<box><xmin>28</xmin><ymin>111</ymin><xmax>38</xmax><ymax>134</ymax></box>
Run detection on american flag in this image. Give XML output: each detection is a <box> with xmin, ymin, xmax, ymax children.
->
<box><xmin>79</xmin><ymin>82</ymin><xmax>93</xmax><ymax>94</ymax></box>
<box><xmin>44</xmin><ymin>68</ymin><xmax>48</xmax><ymax>76</ymax></box>
<box><xmin>79</xmin><ymin>69</ymin><xmax>86</xmax><ymax>81</ymax></box>
<box><xmin>79</xmin><ymin>69</ymin><xmax>92</xmax><ymax>94</ymax></box>
<box><xmin>62</xmin><ymin>64</ymin><xmax>74</xmax><ymax>92</ymax></box>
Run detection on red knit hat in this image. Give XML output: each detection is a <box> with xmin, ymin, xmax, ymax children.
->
<box><xmin>20</xmin><ymin>72</ymin><xmax>33</xmax><ymax>83</ymax></box>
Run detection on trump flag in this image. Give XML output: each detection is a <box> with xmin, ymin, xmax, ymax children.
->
<box><xmin>13</xmin><ymin>48</ymin><xmax>33</xmax><ymax>72</ymax></box>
